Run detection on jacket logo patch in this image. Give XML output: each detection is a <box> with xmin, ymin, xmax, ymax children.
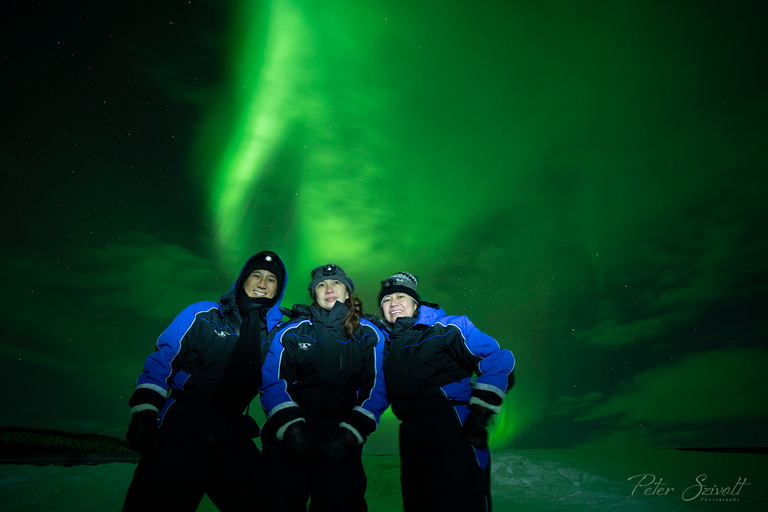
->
<box><xmin>214</xmin><ymin>330</ymin><xmax>231</xmax><ymax>338</ymax></box>
<box><xmin>298</xmin><ymin>342</ymin><xmax>312</xmax><ymax>350</ymax></box>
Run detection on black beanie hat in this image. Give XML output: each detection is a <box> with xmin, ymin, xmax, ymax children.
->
<box><xmin>379</xmin><ymin>271</ymin><xmax>420</xmax><ymax>306</ymax></box>
<box><xmin>237</xmin><ymin>251</ymin><xmax>284</xmax><ymax>296</ymax></box>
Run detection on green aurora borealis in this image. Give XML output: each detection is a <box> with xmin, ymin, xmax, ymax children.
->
<box><xmin>2</xmin><ymin>0</ymin><xmax>767</xmax><ymax>452</ymax></box>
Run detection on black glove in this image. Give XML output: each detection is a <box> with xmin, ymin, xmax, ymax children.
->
<box><xmin>462</xmin><ymin>406</ymin><xmax>492</xmax><ymax>449</ymax></box>
<box><xmin>126</xmin><ymin>410</ymin><xmax>160</xmax><ymax>453</ymax></box>
<box><xmin>280</xmin><ymin>304</ymin><xmax>312</xmax><ymax>320</ymax></box>
<box><xmin>282</xmin><ymin>422</ymin><xmax>311</xmax><ymax>465</ymax></box>
<box><xmin>315</xmin><ymin>428</ymin><xmax>357</xmax><ymax>470</ymax></box>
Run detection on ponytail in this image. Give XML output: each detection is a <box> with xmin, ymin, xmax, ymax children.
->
<box><xmin>342</xmin><ymin>295</ymin><xmax>363</xmax><ymax>339</ymax></box>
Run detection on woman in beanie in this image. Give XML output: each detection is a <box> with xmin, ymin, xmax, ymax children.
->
<box><xmin>123</xmin><ymin>251</ymin><xmax>287</xmax><ymax>511</ymax></box>
<box><xmin>378</xmin><ymin>272</ymin><xmax>515</xmax><ymax>512</ymax></box>
<box><xmin>260</xmin><ymin>264</ymin><xmax>389</xmax><ymax>512</ymax></box>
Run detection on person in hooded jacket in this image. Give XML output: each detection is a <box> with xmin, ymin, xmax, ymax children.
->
<box><xmin>378</xmin><ymin>272</ymin><xmax>515</xmax><ymax>512</ymax></box>
<box><xmin>260</xmin><ymin>263</ymin><xmax>389</xmax><ymax>512</ymax></box>
<box><xmin>122</xmin><ymin>250</ymin><xmax>287</xmax><ymax>512</ymax></box>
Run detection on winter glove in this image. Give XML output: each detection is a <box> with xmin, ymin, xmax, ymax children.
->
<box><xmin>282</xmin><ymin>422</ymin><xmax>311</xmax><ymax>465</ymax></box>
<box><xmin>232</xmin><ymin>414</ymin><xmax>261</xmax><ymax>440</ymax></box>
<box><xmin>315</xmin><ymin>428</ymin><xmax>357</xmax><ymax>470</ymax></box>
<box><xmin>126</xmin><ymin>410</ymin><xmax>160</xmax><ymax>453</ymax></box>
<box><xmin>462</xmin><ymin>405</ymin><xmax>492</xmax><ymax>449</ymax></box>
<box><xmin>279</xmin><ymin>304</ymin><xmax>312</xmax><ymax>321</ymax></box>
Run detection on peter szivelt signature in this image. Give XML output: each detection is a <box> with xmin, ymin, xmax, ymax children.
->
<box><xmin>628</xmin><ymin>473</ymin><xmax>751</xmax><ymax>502</ymax></box>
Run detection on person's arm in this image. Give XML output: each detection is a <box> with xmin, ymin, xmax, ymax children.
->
<box><xmin>444</xmin><ymin>315</ymin><xmax>514</xmax><ymax>448</ymax></box>
<box><xmin>260</xmin><ymin>321</ymin><xmax>307</xmax><ymax>440</ymax></box>
<box><xmin>126</xmin><ymin>302</ymin><xmax>213</xmax><ymax>451</ymax></box>
<box><xmin>260</xmin><ymin>321</ymin><xmax>313</xmax><ymax>464</ymax></box>
<box><xmin>446</xmin><ymin>315</ymin><xmax>515</xmax><ymax>413</ymax></box>
<box><xmin>340</xmin><ymin>320</ymin><xmax>390</xmax><ymax>444</ymax></box>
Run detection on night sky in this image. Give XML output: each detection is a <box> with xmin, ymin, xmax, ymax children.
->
<box><xmin>2</xmin><ymin>1</ymin><xmax>766</xmax><ymax>451</ymax></box>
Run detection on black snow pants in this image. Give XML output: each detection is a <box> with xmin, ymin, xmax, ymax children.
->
<box><xmin>260</xmin><ymin>415</ymin><xmax>368</xmax><ymax>512</ymax></box>
<box><xmin>122</xmin><ymin>400</ymin><xmax>261</xmax><ymax>512</ymax></box>
<box><xmin>398</xmin><ymin>405</ymin><xmax>492</xmax><ymax>512</ymax></box>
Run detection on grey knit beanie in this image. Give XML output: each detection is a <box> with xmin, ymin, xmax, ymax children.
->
<box><xmin>308</xmin><ymin>263</ymin><xmax>355</xmax><ymax>299</ymax></box>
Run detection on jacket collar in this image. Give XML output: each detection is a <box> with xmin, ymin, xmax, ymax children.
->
<box><xmin>310</xmin><ymin>300</ymin><xmax>348</xmax><ymax>327</ymax></box>
<box><xmin>219</xmin><ymin>288</ymin><xmax>238</xmax><ymax>316</ymax></box>
<box><xmin>415</xmin><ymin>303</ymin><xmax>444</xmax><ymax>326</ymax></box>
<box><xmin>386</xmin><ymin>303</ymin><xmax>444</xmax><ymax>334</ymax></box>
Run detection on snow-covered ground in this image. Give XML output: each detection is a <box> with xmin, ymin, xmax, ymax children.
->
<box><xmin>1</xmin><ymin>448</ymin><xmax>765</xmax><ymax>511</ymax></box>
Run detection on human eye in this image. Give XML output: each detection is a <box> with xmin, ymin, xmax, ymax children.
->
<box><xmin>382</xmin><ymin>297</ymin><xmax>391</xmax><ymax>304</ymax></box>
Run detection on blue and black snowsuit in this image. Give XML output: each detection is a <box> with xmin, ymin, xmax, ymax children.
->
<box><xmin>260</xmin><ymin>301</ymin><xmax>389</xmax><ymax>511</ymax></box>
<box><xmin>122</xmin><ymin>251</ymin><xmax>287</xmax><ymax>512</ymax></box>
<box><xmin>383</xmin><ymin>302</ymin><xmax>515</xmax><ymax>512</ymax></box>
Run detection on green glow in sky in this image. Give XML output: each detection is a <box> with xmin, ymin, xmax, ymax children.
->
<box><xmin>3</xmin><ymin>0</ymin><xmax>767</xmax><ymax>453</ymax></box>
<box><xmin>199</xmin><ymin>0</ymin><xmax>768</xmax><ymax>450</ymax></box>
<box><xmin>210</xmin><ymin>0</ymin><xmax>310</xmax><ymax>255</ymax></box>
<box><xmin>209</xmin><ymin>1</ymin><xmax>540</xmax><ymax>446</ymax></box>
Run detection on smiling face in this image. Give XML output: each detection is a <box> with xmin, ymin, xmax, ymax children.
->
<box><xmin>314</xmin><ymin>279</ymin><xmax>350</xmax><ymax>310</ymax></box>
<box><xmin>381</xmin><ymin>292</ymin><xmax>418</xmax><ymax>324</ymax></box>
<box><xmin>242</xmin><ymin>269</ymin><xmax>278</xmax><ymax>299</ymax></box>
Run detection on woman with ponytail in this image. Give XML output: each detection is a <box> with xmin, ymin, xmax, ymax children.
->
<box><xmin>260</xmin><ymin>264</ymin><xmax>389</xmax><ymax>512</ymax></box>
